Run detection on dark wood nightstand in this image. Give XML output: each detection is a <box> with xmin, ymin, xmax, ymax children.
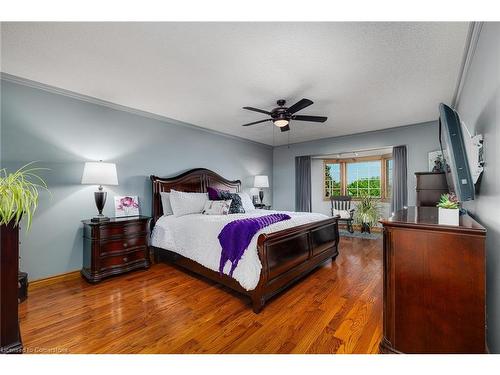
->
<box><xmin>81</xmin><ymin>216</ymin><xmax>151</xmax><ymax>283</ymax></box>
<box><xmin>254</xmin><ymin>204</ymin><xmax>271</xmax><ymax>210</ymax></box>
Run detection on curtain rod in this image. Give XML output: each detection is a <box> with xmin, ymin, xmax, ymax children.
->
<box><xmin>310</xmin><ymin>145</ymin><xmax>395</xmax><ymax>159</ymax></box>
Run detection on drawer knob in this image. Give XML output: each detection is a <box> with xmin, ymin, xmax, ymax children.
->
<box><xmin>123</xmin><ymin>242</ymin><xmax>128</xmax><ymax>248</ymax></box>
<box><xmin>123</xmin><ymin>257</ymin><xmax>128</xmax><ymax>262</ymax></box>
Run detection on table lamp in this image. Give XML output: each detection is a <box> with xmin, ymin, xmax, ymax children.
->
<box><xmin>81</xmin><ymin>161</ymin><xmax>118</xmax><ymax>222</ymax></box>
<box><xmin>254</xmin><ymin>175</ymin><xmax>269</xmax><ymax>204</ymax></box>
<box><xmin>249</xmin><ymin>187</ymin><xmax>260</xmax><ymax>205</ymax></box>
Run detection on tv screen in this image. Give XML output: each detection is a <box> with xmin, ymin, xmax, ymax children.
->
<box><xmin>439</xmin><ymin>103</ymin><xmax>474</xmax><ymax>202</ymax></box>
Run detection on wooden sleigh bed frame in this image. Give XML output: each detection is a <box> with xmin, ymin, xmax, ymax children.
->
<box><xmin>150</xmin><ymin>168</ymin><xmax>339</xmax><ymax>313</ymax></box>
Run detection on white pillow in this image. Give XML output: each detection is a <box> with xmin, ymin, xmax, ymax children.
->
<box><xmin>202</xmin><ymin>200</ymin><xmax>232</xmax><ymax>215</ymax></box>
<box><xmin>238</xmin><ymin>192</ymin><xmax>256</xmax><ymax>212</ymax></box>
<box><xmin>169</xmin><ymin>190</ymin><xmax>208</xmax><ymax>217</ymax></box>
<box><xmin>333</xmin><ymin>209</ymin><xmax>352</xmax><ymax>219</ymax></box>
<box><xmin>160</xmin><ymin>192</ymin><xmax>173</xmax><ymax>216</ymax></box>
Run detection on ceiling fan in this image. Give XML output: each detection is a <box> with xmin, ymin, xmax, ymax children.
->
<box><xmin>242</xmin><ymin>98</ymin><xmax>327</xmax><ymax>132</ymax></box>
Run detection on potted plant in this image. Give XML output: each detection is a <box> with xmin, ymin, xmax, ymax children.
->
<box><xmin>437</xmin><ymin>193</ymin><xmax>459</xmax><ymax>226</ymax></box>
<box><xmin>0</xmin><ymin>163</ymin><xmax>48</xmax><ymax>354</ymax></box>
<box><xmin>354</xmin><ymin>194</ymin><xmax>381</xmax><ymax>234</ymax></box>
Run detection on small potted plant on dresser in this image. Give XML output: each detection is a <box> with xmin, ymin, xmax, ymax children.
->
<box><xmin>437</xmin><ymin>193</ymin><xmax>460</xmax><ymax>226</ymax></box>
<box><xmin>0</xmin><ymin>163</ymin><xmax>48</xmax><ymax>354</ymax></box>
<box><xmin>354</xmin><ymin>194</ymin><xmax>380</xmax><ymax>234</ymax></box>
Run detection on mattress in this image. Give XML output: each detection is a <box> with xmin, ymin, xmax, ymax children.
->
<box><xmin>151</xmin><ymin>210</ymin><xmax>329</xmax><ymax>290</ymax></box>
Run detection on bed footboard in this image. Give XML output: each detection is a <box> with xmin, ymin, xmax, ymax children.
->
<box><xmin>251</xmin><ymin>217</ymin><xmax>339</xmax><ymax>313</ymax></box>
<box><xmin>152</xmin><ymin>217</ymin><xmax>340</xmax><ymax>314</ymax></box>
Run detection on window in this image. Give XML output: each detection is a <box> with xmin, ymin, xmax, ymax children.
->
<box><xmin>347</xmin><ymin>161</ymin><xmax>381</xmax><ymax>198</ymax></box>
<box><xmin>324</xmin><ymin>162</ymin><xmax>341</xmax><ymax>198</ymax></box>
<box><xmin>323</xmin><ymin>155</ymin><xmax>392</xmax><ymax>200</ymax></box>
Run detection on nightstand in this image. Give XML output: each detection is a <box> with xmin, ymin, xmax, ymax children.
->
<box><xmin>81</xmin><ymin>216</ymin><xmax>151</xmax><ymax>283</ymax></box>
<box><xmin>254</xmin><ymin>204</ymin><xmax>271</xmax><ymax>210</ymax></box>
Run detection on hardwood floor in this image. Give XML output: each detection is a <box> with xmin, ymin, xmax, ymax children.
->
<box><xmin>19</xmin><ymin>236</ymin><xmax>382</xmax><ymax>354</ymax></box>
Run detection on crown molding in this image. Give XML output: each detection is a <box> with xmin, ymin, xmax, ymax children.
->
<box><xmin>0</xmin><ymin>72</ymin><xmax>272</xmax><ymax>149</ymax></box>
<box><xmin>451</xmin><ymin>22</ymin><xmax>483</xmax><ymax>109</ymax></box>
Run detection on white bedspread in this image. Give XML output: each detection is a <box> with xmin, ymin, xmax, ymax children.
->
<box><xmin>151</xmin><ymin>210</ymin><xmax>329</xmax><ymax>291</ymax></box>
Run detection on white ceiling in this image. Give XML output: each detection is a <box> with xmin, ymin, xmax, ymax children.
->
<box><xmin>0</xmin><ymin>22</ymin><xmax>468</xmax><ymax>146</ymax></box>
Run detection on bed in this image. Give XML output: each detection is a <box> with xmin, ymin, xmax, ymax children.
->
<box><xmin>150</xmin><ymin>168</ymin><xmax>340</xmax><ymax>313</ymax></box>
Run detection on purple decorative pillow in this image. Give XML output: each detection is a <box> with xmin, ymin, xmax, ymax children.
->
<box><xmin>207</xmin><ymin>186</ymin><xmax>228</xmax><ymax>201</ymax></box>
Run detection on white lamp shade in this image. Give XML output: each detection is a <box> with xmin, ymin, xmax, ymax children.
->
<box><xmin>254</xmin><ymin>175</ymin><xmax>269</xmax><ymax>188</ymax></box>
<box><xmin>81</xmin><ymin>162</ymin><xmax>118</xmax><ymax>186</ymax></box>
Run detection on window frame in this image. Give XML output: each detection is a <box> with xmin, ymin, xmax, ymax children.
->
<box><xmin>323</xmin><ymin>154</ymin><xmax>393</xmax><ymax>201</ymax></box>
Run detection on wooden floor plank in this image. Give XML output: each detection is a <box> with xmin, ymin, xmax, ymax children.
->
<box><xmin>19</xmin><ymin>236</ymin><xmax>383</xmax><ymax>354</ymax></box>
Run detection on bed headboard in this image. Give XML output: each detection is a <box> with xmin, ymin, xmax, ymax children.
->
<box><xmin>150</xmin><ymin>168</ymin><xmax>241</xmax><ymax>224</ymax></box>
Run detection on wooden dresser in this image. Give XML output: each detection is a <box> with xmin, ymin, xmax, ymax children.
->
<box><xmin>0</xmin><ymin>222</ymin><xmax>23</xmax><ymax>354</ymax></box>
<box><xmin>379</xmin><ymin>207</ymin><xmax>486</xmax><ymax>353</ymax></box>
<box><xmin>415</xmin><ymin>172</ymin><xmax>448</xmax><ymax>207</ymax></box>
<box><xmin>81</xmin><ymin>216</ymin><xmax>151</xmax><ymax>283</ymax></box>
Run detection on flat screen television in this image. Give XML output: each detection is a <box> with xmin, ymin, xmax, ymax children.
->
<box><xmin>439</xmin><ymin>103</ymin><xmax>474</xmax><ymax>202</ymax></box>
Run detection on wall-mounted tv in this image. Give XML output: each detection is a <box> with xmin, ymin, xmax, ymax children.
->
<box><xmin>439</xmin><ymin>103</ymin><xmax>474</xmax><ymax>202</ymax></box>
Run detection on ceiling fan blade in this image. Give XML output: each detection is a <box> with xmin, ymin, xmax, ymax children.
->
<box><xmin>242</xmin><ymin>119</ymin><xmax>271</xmax><ymax>127</ymax></box>
<box><xmin>242</xmin><ymin>106</ymin><xmax>272</xmax><ymax>115</ymax></box>
<box><xmin>280</xmin><ymin>125</ymin><xmax>290</xmax><ymax>132</ymax></box>
<box><xmin>286</xmin><ymin>98</ymin><xmax>313</xmax><ymax>114</ymax></box>
<box><xmin>292</xmin><ymin>115</ymin><xmax>328</xmax><ymax>123</ymax></box>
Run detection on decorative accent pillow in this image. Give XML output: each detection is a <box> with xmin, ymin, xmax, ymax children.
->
<box><xmin>207</xmin><ymin>186</ymin><xmax>229</xmax><ymax>200</ymax></box>
<box><xmin>207</xmin><ymin>186</ymin><xmax>222</xmax><ymax>200</ymax></box>
<box><xmin>169</xmin><ymin>190</ymin><xmax>208</xmax><ymax>217</ymax></box>
<box><xmin>160</xmin><ymin>192</ymin><xmax>173</xmax><ymax>216</ymax></box>
<box><xmin>202</xmin><ymin>200</ymin><xmax>232</xmax><ymax>215</ymax></box>
<box><xmin>219</xmin><ymin>191</ymin><xmax>245</xmax><ymax>214</ymax></box>
<box><xmin>238</xmin><ymin>192</ymin><xmax>256</xmax><ymax>212</ymax></box>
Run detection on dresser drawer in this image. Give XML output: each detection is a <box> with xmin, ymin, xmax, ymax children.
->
<box><xmin>416</xmin><ymin>189</ymin><xmax>449</xmax><ymax>207</ymax></box>
<box><xmin>99</xmin><ymin>249</ymin><xmax>147</xmax><ymax>271</ymax></box>
<box><xmin>99</xmin><ymin>221</ymin><xmax>147</xmax><ymax>239</ymax></box>
<box><xmin>415</xmin><ymin>173</ymin><xmax>448</xmax><ymax>190</ymax></box>
<box><xmin>100</xmin><ymin>235</ymin><xmax>148</xmax><ymax>256</ymax></box>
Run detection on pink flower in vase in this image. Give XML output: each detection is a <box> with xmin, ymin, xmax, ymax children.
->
<box><xmin>120</xmin><ymin>197</ymin><xmax>134</xmax><ymax>208</ymax></box>
<box><xmin>117</xmin><ymin>196</ymin><xmax>139</xmax><ymax>215</ymax></box>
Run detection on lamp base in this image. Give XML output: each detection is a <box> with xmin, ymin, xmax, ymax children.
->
<box><xmin>92</xmin><ymin>190</ymin><xmax>109</xmax><ymax>222</ymax></box>
<box><xmin>259</xmin><ymin>190</ymin><xmax>264</xmax><ymax>204</ymax></box>
<box><xmin>91</xmin><ymin>214</ymin><xmax>110</xmax><ymax>223</ymax></box>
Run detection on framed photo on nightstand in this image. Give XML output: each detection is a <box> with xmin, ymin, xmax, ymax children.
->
<box><xmin>114</xmin><ymin>196</ymin><xmax>140</xmax><ymax>217</ymax></box>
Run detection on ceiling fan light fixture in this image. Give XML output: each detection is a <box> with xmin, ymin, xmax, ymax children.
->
<box><xmin>273</xmin><ymin>119</ymin><xmax>289</xmax><ymax>127</ymax></box>
<box><xmin>242</xmin><ymin>98</ymin><xmax>326</xmax><ymax>131</ymax></box>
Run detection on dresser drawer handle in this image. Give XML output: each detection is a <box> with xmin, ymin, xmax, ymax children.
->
<box><xmin>123</xmin><ymin>242</ymin><xmax>128</xmax><ymax>248</ymax></box>
<box><xmin>123</xmin><ymin>256</ymin><xmax>128</xmax><ymax>262</ymax></box>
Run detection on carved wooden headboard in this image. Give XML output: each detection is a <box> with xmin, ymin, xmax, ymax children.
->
<box><xmin>150</xmin><ymin>168</ymin><xmax>241</xmax><ymax>224</ymax></box>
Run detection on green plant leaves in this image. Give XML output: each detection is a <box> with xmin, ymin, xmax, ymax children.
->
<box><xmin>436</xmin><ymin>193</ymin><xmax>459</xmax><ymax>209</ymax></box>
<box><xmin>0</xmin><ymin>162</ymin><xmax>49</xmax><ymax>230</ymax></box>
<box><xmin>353</xmin><ymin>193</ymin><xmax>381</xmax><ymax>227</ymax></box>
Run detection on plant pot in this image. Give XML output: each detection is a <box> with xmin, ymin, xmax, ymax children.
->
<box><xmin>360</xmin><ymin>222</ymin><xmax>371</xmax><ymax>234</ymax></box>
<box><xmin>438</xmin><ymin>207</ymin><xmax>459</xmax><ymax>226</ymax></box>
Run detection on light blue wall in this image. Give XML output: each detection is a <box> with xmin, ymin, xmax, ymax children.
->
<box><xmin>0</xmin><ymin>79</ymin><xmax>273</xmax><ymax>280</ymax></box>
<box><xmin>272</xmin><ymin>121</ymin><xmax>441</xmax><ymax>211</ymax></box>
<box><xmin>456</xmin><ymin>22</ymin><xmax>500</xmax><ymax>353</ymax></box>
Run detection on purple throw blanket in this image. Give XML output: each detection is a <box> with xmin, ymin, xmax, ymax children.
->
<box><xmin>218</xmin><ymin>213</ymin><xmax>291</xmax><ymax>276</ymax></box>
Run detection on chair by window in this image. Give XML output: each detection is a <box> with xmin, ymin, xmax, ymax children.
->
<box><xmin>330</xmin><ymin>195</ymin><xmax>355</xmax><ymax>233</ymax></box>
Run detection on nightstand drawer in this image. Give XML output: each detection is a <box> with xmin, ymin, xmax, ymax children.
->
<box><xmin>99</xmin><ymin>222</ymin><xmax>147</xmax><ymax>239</ymax></box>
<box><xmin>82</xmin><ymin>216</ymin><xmax>151</xmax><ymax>283</ymax></box>
<box><xmin>100</xmin><ymin>236</ymin><xmax>148</xmax><ymax>256</ymax></box>
<box><xmin>99</xmin><ymin>249</ymin><xmax>147</xmax><ymax>271</ymax></box>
